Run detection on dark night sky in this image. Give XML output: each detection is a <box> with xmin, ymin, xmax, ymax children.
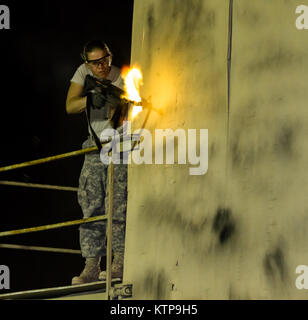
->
<box><xmin>0</xmin><ymin>0</ymin><xmax>134</xmax><ymax>292</ymax></box>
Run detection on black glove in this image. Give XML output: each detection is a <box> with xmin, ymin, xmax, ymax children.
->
<box><xmin>90</xmin><ymin>91</ymin><xmax>107</xmax><ymax>109</ymax></box>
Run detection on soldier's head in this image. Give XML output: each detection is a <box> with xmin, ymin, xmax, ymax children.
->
<box><xmin>82</xmin><ymin>40</ymin><xmax>112</xmax><ymax>79</ymax></box>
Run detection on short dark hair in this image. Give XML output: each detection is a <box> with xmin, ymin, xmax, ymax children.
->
<box><xmin>81</xmin><ymin>40</ymin><xmax>112</xmax><ymax>62</ymax></box>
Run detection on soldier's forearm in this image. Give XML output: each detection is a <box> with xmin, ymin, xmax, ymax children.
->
<box><xmin>66</xmin><ymin>96</ymin><xmax>87</xmax><ymax>114</ymax></box>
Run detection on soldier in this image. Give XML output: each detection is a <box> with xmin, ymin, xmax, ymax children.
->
<box><xmin>66</xmin><ymin>40</ymin><xmax>127</xmax><ymax>284</ymax></box>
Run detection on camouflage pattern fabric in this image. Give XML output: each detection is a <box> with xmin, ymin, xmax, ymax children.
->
<box><xmin>78</xmin><ymin>138</ymin><xmax>127</xmax><ymax>258</ymax></box>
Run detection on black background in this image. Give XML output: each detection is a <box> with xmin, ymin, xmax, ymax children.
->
<box><xmin>0</xmin><ymin>0</ymin><xmax>134</xmax><ymax>292</ymax></box>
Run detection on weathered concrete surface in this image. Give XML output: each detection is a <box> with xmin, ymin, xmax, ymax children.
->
<box><xmin>124</xmin><ymin>0</ymin><xmax>308</xmax><ymax>299</ymax></box>
<box><xmin>226</xmin><ymin>0</ymin><xmax>308</xmax><ymax>299</ymax></box>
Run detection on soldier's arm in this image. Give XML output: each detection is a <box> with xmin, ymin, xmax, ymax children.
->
<box><xmin>66</xmin><ymin>82</ymin><xmax>87</xmax><ymax>114</ymax></box>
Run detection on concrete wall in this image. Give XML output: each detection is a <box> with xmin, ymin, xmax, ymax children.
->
<box><xmin>124</xmin><ymin>0</ymin><xmax>308</xmax><ymax>299</ymax></box>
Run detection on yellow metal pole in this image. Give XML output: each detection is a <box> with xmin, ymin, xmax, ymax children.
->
<box><xmin>0</xmin><ymin>146</ymin><xmax>97</xmax><ymax>173</ymax></box>
<box><xmin>0</xmin><ymin>180</ymin><xmax>78</xmax><ymax>192</ymax></box>
<box><xmin>0</xmin><ymin>138</ymin><xmax>112</xmax><ymax>173</ymax></box>
<box><xmin>0</xmin><ymin>243</ymin><xmax>81</xmax><ymax>254</ymax></box>
<box><xmin>106</xmin><ymin>160</ymin><xmax>114</xmax><ymax>300</ymax></box>
<box><xmin>0</xmin><ymin>215</ymin><xmax>108</xmax><ymax>238</ymax></box>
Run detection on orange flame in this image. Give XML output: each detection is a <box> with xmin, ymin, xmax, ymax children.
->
<box><xmin>121</xmin><ymin>66</ymin><xmax>143</xmax><ymax>118</ymax></box>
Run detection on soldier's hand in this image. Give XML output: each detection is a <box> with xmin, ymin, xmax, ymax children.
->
<box><xmin>91</xmin><ymin>92</ymin><xmax>107</xmax><ymax>109</ymax></box>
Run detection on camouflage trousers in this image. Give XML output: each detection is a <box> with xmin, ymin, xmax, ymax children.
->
<box><xmin>77</xmin><ymin>140</ymin><xmax>127</xmax><ymax>258</ymax></box>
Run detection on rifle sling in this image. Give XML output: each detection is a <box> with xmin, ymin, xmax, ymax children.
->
<box><xmin>85</xmin><ymin>93</ymin><xmax>103</xmax><ymax>152</ymax></box>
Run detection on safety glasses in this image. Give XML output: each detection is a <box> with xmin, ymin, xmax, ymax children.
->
<box><xmin>87</xmin><ymin>53</ymin><xmax>110</xmax><ymax>67</ymax></box>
